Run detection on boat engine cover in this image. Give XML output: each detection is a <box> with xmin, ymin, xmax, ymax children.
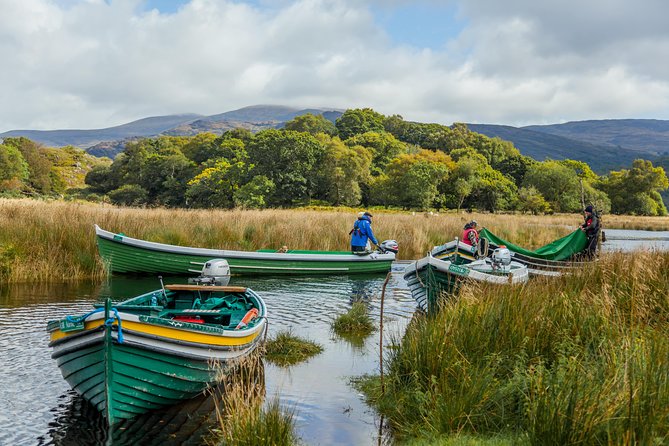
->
<box><xmin>492</xmin><ymin>247</ymin><xmax>512</xmax><ymax>266</ymax></box>
<box><xmin>379</xmin><ymin>240</ymin><xmax>399</xmax><ymax>254</ymax></box>
<box><xmin>189</xmin><ymin>259</ymin><xmax>231</xmax><ymax>286</ymax></box>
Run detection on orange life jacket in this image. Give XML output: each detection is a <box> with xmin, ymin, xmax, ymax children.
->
<box><xmin>462</xmin><ymin>228</ymin><xmax>479</xmax><ymax>246</ymax></box>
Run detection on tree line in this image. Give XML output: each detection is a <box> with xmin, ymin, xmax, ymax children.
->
<box><xmin>1</xmin><ymin>108</ymin><xmax>667</xmax><ymax>215</ymax></box>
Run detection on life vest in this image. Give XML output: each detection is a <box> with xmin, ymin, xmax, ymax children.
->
<box><xmin>349</xmin><ymin>219</ymin><xmax>363</xmax><ymax>236</ymax></box>
<box><xmin>462</xmin><ymin>228</ymin><xmax>479</xmax><ymax>246</ymax></box>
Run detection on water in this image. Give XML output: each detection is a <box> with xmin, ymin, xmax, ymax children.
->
<box><xmin>1</xmin><ymin>229</ymin><xmax>668</xmax><ymax>446</ymax></box>
<box><xmin>0</xmin><ymin>265</ymin><xmax>416</xmax><ymax>446</ymax></box>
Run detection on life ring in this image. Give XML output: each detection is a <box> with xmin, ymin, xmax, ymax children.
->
<box><xmin>235</xmin><ymin>308</ymin><xmax>259</xmax><ymax>329</ymax></box>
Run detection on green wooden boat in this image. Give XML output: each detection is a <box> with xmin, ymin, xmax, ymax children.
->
<box><xmin>95</xmin><ymin>225</ymin><xmax>396</xmax><ymax>276</ymax></box>
<box><xmin>47</xmin><ymin>283</ymin><xmax>266</xmax><ymax>425</ymax></box>
<box><xmin>404</xmin><ymin>249</ymin><xmax>529</xmax><ymax>313</ymax></box>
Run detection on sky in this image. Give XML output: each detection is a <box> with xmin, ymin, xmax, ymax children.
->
<box><xmin>2</xmin><ymin>0</ymin><xmax>669</xmax><ymax>132</ymax></box>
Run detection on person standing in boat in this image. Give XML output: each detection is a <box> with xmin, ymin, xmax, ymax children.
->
<box><xmin>580</xmin><ymin>205</ymin><xmax>601</xmax><ymax>258</ymax></box>
<box><xmin>350</xmin><ymin>211</ymin><xmax>379</xmax><ymax>253</ymax></box>
<box><xmin>462</xmin><ymin>220</ymin><xmax>479</xmax><ymax>246</ymax></box>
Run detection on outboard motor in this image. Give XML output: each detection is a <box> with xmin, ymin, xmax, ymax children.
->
<box><xmin>378</xmin><ymin>240</ymin><xmax>399</xmax><ymax>254</ymax></box>
<box><xmin>188</xmin><ymin>259</ymin><xmax>231</xmax><ymax>286</ymax></box>
<box><xmin>491</xmin><ymin>246</ymin><xmax>512</xmax><ymax>266</ymax></box>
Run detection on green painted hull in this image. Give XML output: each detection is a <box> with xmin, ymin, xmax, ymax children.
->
<box><xmin>54</xmin><ymin>330</ymin><xmax>219</xmax><ymax>425</ymax></box>
<box><xmin>404</xmin><ymin>264</ymin><xmax>464</xmax><ymax>313</ymax></box>
<box><xmin>96</xmin><ymin>232</ymin><xmax>394</xmax><ymax>276</ymax></box>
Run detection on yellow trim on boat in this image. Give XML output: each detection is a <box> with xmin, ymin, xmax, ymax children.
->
<box><xmin>50</xmin><ymin>319</ymin><xmax>260</xmax><ymax>346</ymax></box>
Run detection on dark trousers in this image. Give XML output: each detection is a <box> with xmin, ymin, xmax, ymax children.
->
<box><xmin>584</xmin><ymin>232</ymin><xmax>599</xmax><ymax>259</ymax></box>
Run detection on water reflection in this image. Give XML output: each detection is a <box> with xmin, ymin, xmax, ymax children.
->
<box><xmin>0</xmin><ymin>269</ymin><xmax>416</xmax><ymax>446</ymax></box>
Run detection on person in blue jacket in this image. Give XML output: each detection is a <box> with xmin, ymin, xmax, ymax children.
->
<box><xmin>350</xmin><ymin>211</ymin><xmax>378</xmax><ymax>253</ymax></box>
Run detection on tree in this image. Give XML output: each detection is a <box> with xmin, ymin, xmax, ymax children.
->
<box><xmin>523</xmin><ymin>160</ymin><xmax>582</xmax><ymax>212</ymax></box>
<box><xmin>0</xmin><ymin>143</ymin><xmax>29</xmax><ymax>190</ymax></box>
<box><xmin>108</xmin><ymin>184</ymin><xmax>148</xmax><ymax>206</ymax></box>
<box><xmin>247</xmin><ymin>130</ymin><xmax>325</xmax><ymax>206</ymax></box>
<box><xmin>335</xmin><ymin>108</ymin><xmax>386</xmax><ymax>140</ymax></box>
<box><xmin>186</xmin><ymin>159</ymin><xmax>239</xmax><ymax>208</ymax></box>
<box><xmin>320</xmin><ymin>136</ymin><xmax>372</xmax><ymax>206</ymax></box>
<box><xmin>517</xmin><ymin>186</ymin><xmax>551</xmax><ymax>214</ymax></box>
<box><xmin>599</xmin><ymin>159</ymin><xmax>668</xmax><ymax>215</ymax></box>
<box><xmin>233</xmin><ymin>175</ymin><xmax>275</xmax><ymax>209</ymax></box>
<box><xmin>344</xmin><ymin>131</ymin><xmax>407</xmax><ymax>174</ymax></box>
<box><xmin>284</xmin><ymin>113</ymin><xmax>336</xmax><ymax>135</ymax></box>
<box><xmin>3</xmin><ymin>137</ymin><xmax>53</xmax><ymax>193</ymax></box>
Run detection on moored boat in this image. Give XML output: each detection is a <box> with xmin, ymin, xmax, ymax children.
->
<box><xmin>404</xmin><ymin>247</ymin><xmax>529</xmax><ymax>313</ymax></box>
<box><xmin>47</xmin><ymin>263</ymin><xmax>267</xmax><ymax>425</ymax></box>
<box><xmin>479</xmin><ymin>228</ymin><xmax>592</xmax><ymax>276</ymax></box>
<box><xmin>95</xmin><ymin>224</ymin><xmax>397</xmax><ymax>276</ymax></box>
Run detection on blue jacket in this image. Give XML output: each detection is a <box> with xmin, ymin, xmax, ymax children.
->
<box><xmin>350</xmin><ymin>215</ymin><xmax>378</xmax><ymax>247</ymax></box>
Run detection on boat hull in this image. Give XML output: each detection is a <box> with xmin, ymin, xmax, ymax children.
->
<box><xmin>95</xmin><ymin>225</ymin><xmax>394</xmax><ymax>276</ymax></box>
<box><xmin>48</xmin><ymin>305</ymin><xmax>265</xmax><ymax>425</ymax></box>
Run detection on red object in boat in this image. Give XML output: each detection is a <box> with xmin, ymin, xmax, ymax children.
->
<box><xmin>173</xmin><ymin>315</ymin><xmax>204</xmax><ymax>324</ymax></box>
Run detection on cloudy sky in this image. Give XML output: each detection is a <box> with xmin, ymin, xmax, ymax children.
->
<box><xmin>2</xmin><ymin>0</ymin><xmax>669</xmax><ymax>132</ymax></box>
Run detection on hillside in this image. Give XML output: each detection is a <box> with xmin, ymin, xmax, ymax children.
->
<box><xmin>0</xmin><ymin>114</ymin><xmax>202</xmax><ymax>148</ymax></box>
<box><xmin>524</xmin><ymin>119</ymin><xmax>669</xmax><ymax>155</ymax></box>
<box><xmin>466</xmin><ymin>124</ymin><xmax>645</xmax><ymax>173</ymax></box>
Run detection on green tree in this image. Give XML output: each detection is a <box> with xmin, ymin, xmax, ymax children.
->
<box><xmin>344</xmin><ymin>131</ymin><xmax>407</xmax><ymax>174</ymax></box>
<box><xmin>3</xmin><ymin>137</ymin><xmax>53</xmax><ymax>193</ymax></box>
<box><xmin>108</xmin><ymin>184</ymin><xmax>148</xmax><ymax>206</ymax></box>
<box><xmin>523</xmin><ymin>160</ymin><xmax>582</xmax><ymax>212</ymax></box>
<box><xmin>320</xmin><ymin>136</ymin><xmax>372</xmax><ymax>206</ymax></box>
<box><xmin>247</xmin><ymin>130</ymin><xmax>325</xmax><ymax>206</ymax></box>
<box><xmin>186</xmin><ymin>159</ymin><xmax>239</xmax><ymax>208</ymax></box>
<box><xmin>0</xmin><ymin>143</ymin><xmax>29</xmax><ymax>190</ymax></box>
<box><xmin>284</xmin><ymin>113</ymin><xmax>337</xmax><ymax>135</ymax></box>
<box><xmin>599</xmin><ymin>159</ymin><xmax>669</xmax><ymax>215</ymax></box>
<box><xmin>335</xmin><ymin>108</ymin><xmax>386</xmax><ymax>140</ymax></box>
<box><xmin>517</xmin><ymin>186</ymin><xmax>551</xmax><ymax>214</ymax></box>
<box><xmin>233</xmin><ymin>175</ymin><xmax>275</xmax><ymax>209</ymax></box>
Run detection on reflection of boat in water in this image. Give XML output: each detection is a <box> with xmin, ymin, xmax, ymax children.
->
<box><xmin>46</xmin><ymin>356</ymin><xmax>266</xmax><ymax>446</ymax></box>
<box><xmin>404</xmin><ymin>247</ymin><xmax>529</xmax><ymax>313</ymax></box>
<box><xmin>95</xmin><ymin>224</ymin><xmax>397</xmax><ymax>276</ymax></box>
<box><xmin>47</xmin><ymin>261</ymin><xmax>267</xmax><ymax>425</ymax></box>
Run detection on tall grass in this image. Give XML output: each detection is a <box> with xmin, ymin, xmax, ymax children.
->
<box><xmin>332</xmin><ymin>301</ymin><xmax>376</xmax><ymax>337</ymax></box>
<box><xmin>0</xmin><ymin>198</ymin><xmax>667</xmax><ymax>282</ymax></box>
<box><xmin>264</xmin><ymin>330</ymin><xmax>323</xmax><ymax>367</ymax></box>
<box><xmin>209</xmin><ymin>352</ymin><xmax>297</xmax><ymax>446</ymax></box>
<box><xmin>361</xmin><ymin>252</ymin><xmax>669</xmax><ymax>444</ymax></box>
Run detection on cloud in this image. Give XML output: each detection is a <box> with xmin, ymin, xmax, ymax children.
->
<box><xmin>1</xmin><ymin>0</ymin><xmax>669</xmax><ymax>132</ymax></box>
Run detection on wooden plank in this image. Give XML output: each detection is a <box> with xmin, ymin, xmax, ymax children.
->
<box><xmin>165</xmin><ymin>285</ymin><xmax>247</xmax><ymax>292</ymax></box>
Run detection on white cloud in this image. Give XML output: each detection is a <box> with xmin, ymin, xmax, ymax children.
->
<box><xmin>1</xmin><ymin>0</ymin><xmax>669</xmax><ymax>132</ymax></box>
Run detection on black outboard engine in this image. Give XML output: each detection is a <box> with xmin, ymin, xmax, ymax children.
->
<box><xmin>377</xmin><ymin>240</ymin><xmax>399</xmax><ymax>254</ymax></box>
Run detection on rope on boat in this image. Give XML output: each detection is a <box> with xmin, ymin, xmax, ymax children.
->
<box><xmin>105</xmin><ymin>307</ymin><xmax>124</xmax><ymax>344</ymax></box>
<box><xmin>64</xmin><ymin>306</ymin><xmax>124</xmax><ymax>344</ymax></box>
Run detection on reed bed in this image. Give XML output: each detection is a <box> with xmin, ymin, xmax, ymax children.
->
<box><xmin>332</xmin><ymin>301</ymin><xmax>376</xmax><ymax>338</ymax></box>
<box><xmin>0</xmin><ymin>198</ymin><xmax>667</xmax><ymax>282</ymax></box>
<box><xmin>359</xmin><ymin>252</ymin><xmax>669</xmax><ymax>444</ymax></box>
<box><xmin>264</xmin><ymin>330</ymin><xmax>323</xmax><ymax>366</ymax></box>
<box><xmin>210</xmin><ymin>352</ymin><xmax>297</xmax><ymax>446</ymax></box>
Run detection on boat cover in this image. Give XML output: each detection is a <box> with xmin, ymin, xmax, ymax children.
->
<box><xmin>479</xmin><ymin>228</ymin><xmax>587</xmax><ymax>261</ymax></box>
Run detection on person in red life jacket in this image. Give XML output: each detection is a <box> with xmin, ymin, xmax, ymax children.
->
<box><xmin>580</xmin><ymin>205</ymin><xmax>601</xmax><ymax>258</ymax></box>
<box><xmin>462</xmin><ymin>220</ymin><xmax>479</xmax><ymax>246</ymax></box>
<box><xmin>350</xmin><ymin>211</ymin><xmax>379</xmax><ymax>253</ymax></box>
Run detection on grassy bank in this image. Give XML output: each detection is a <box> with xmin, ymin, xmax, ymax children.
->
<box><xmin>0</xmin><ymin>198</ymin><xmax>667</xmax><ymax>282</ymax></box>
<box><xmin>358</xmin><ymin>252</ymin><xmax>669</xmax><ymax>444</ymax></box>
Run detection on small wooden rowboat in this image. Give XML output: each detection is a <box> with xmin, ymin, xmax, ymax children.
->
<box><xmin>47</xmin><ymin>282</ymin><xmax>266</xmax><ymax>425</ymax></box>
<box><xmin>95</xmin><ymin>225</ymin><xmax>397</xmax><ymax>276</ymax></box>
<box><xmin>404</xmin><ymin>248</ymin><xmax>529</xmax><ymax>313</ymax></box>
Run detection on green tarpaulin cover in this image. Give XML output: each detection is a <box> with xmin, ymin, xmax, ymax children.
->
<box><xmin>479</xmin><ymin>228</ymin><xmax>587</xmax><ymax>261</ymax></box>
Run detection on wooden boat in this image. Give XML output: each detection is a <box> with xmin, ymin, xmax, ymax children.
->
<box><xmin>47</xmin><ymin>279</ymin><xmax>267</xmax><ymax>425</ymax></box>
<box><xmin>95</xmin><ymin>224</ymin><xmax>397</xmax><ymax>276</ymax></box>
<box><xmin>479</xmin><ymin>228</ymin><xmax>593</xmax><ymax>276</ymax></box>
<box><xmin>404</xmin><ymin>247</ymin><xmax>529</xmax><ymax>313</ymax></box>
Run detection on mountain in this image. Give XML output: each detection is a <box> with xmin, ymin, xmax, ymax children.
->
<box><xmin>466</xmin><ymin>123</ymin><xmax>659</xmax><ymax>173</ymax></box>
<box><xmin>523</xmin><ymin>119</ymin><xmax>669</xmax><ymax>155</ymax></box>
<box><xmin>0</xmin><ymin>114</ymin><xmax>203</xmax><ymax>148</ymax></box>
<box><xmin>0</xmin><ymin>105</ymin><xmax>344</xmax><ymax>158</ymax></box>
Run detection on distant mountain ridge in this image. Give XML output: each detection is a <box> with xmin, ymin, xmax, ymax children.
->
<box><xmin>2</xmin><ymin>106</ymin><xmax>668</xmax><ymax>173</ymax></box>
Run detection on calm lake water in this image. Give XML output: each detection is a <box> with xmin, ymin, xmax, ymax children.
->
<box><xmin>0</xmin><ymin>265</ymin><xmax>415</xmax><ymax>446</ymax></box>
<box><xmin>1</xmin><ymin>230</ymin><xmax>668</xmax><ymax>446</ymax></box>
